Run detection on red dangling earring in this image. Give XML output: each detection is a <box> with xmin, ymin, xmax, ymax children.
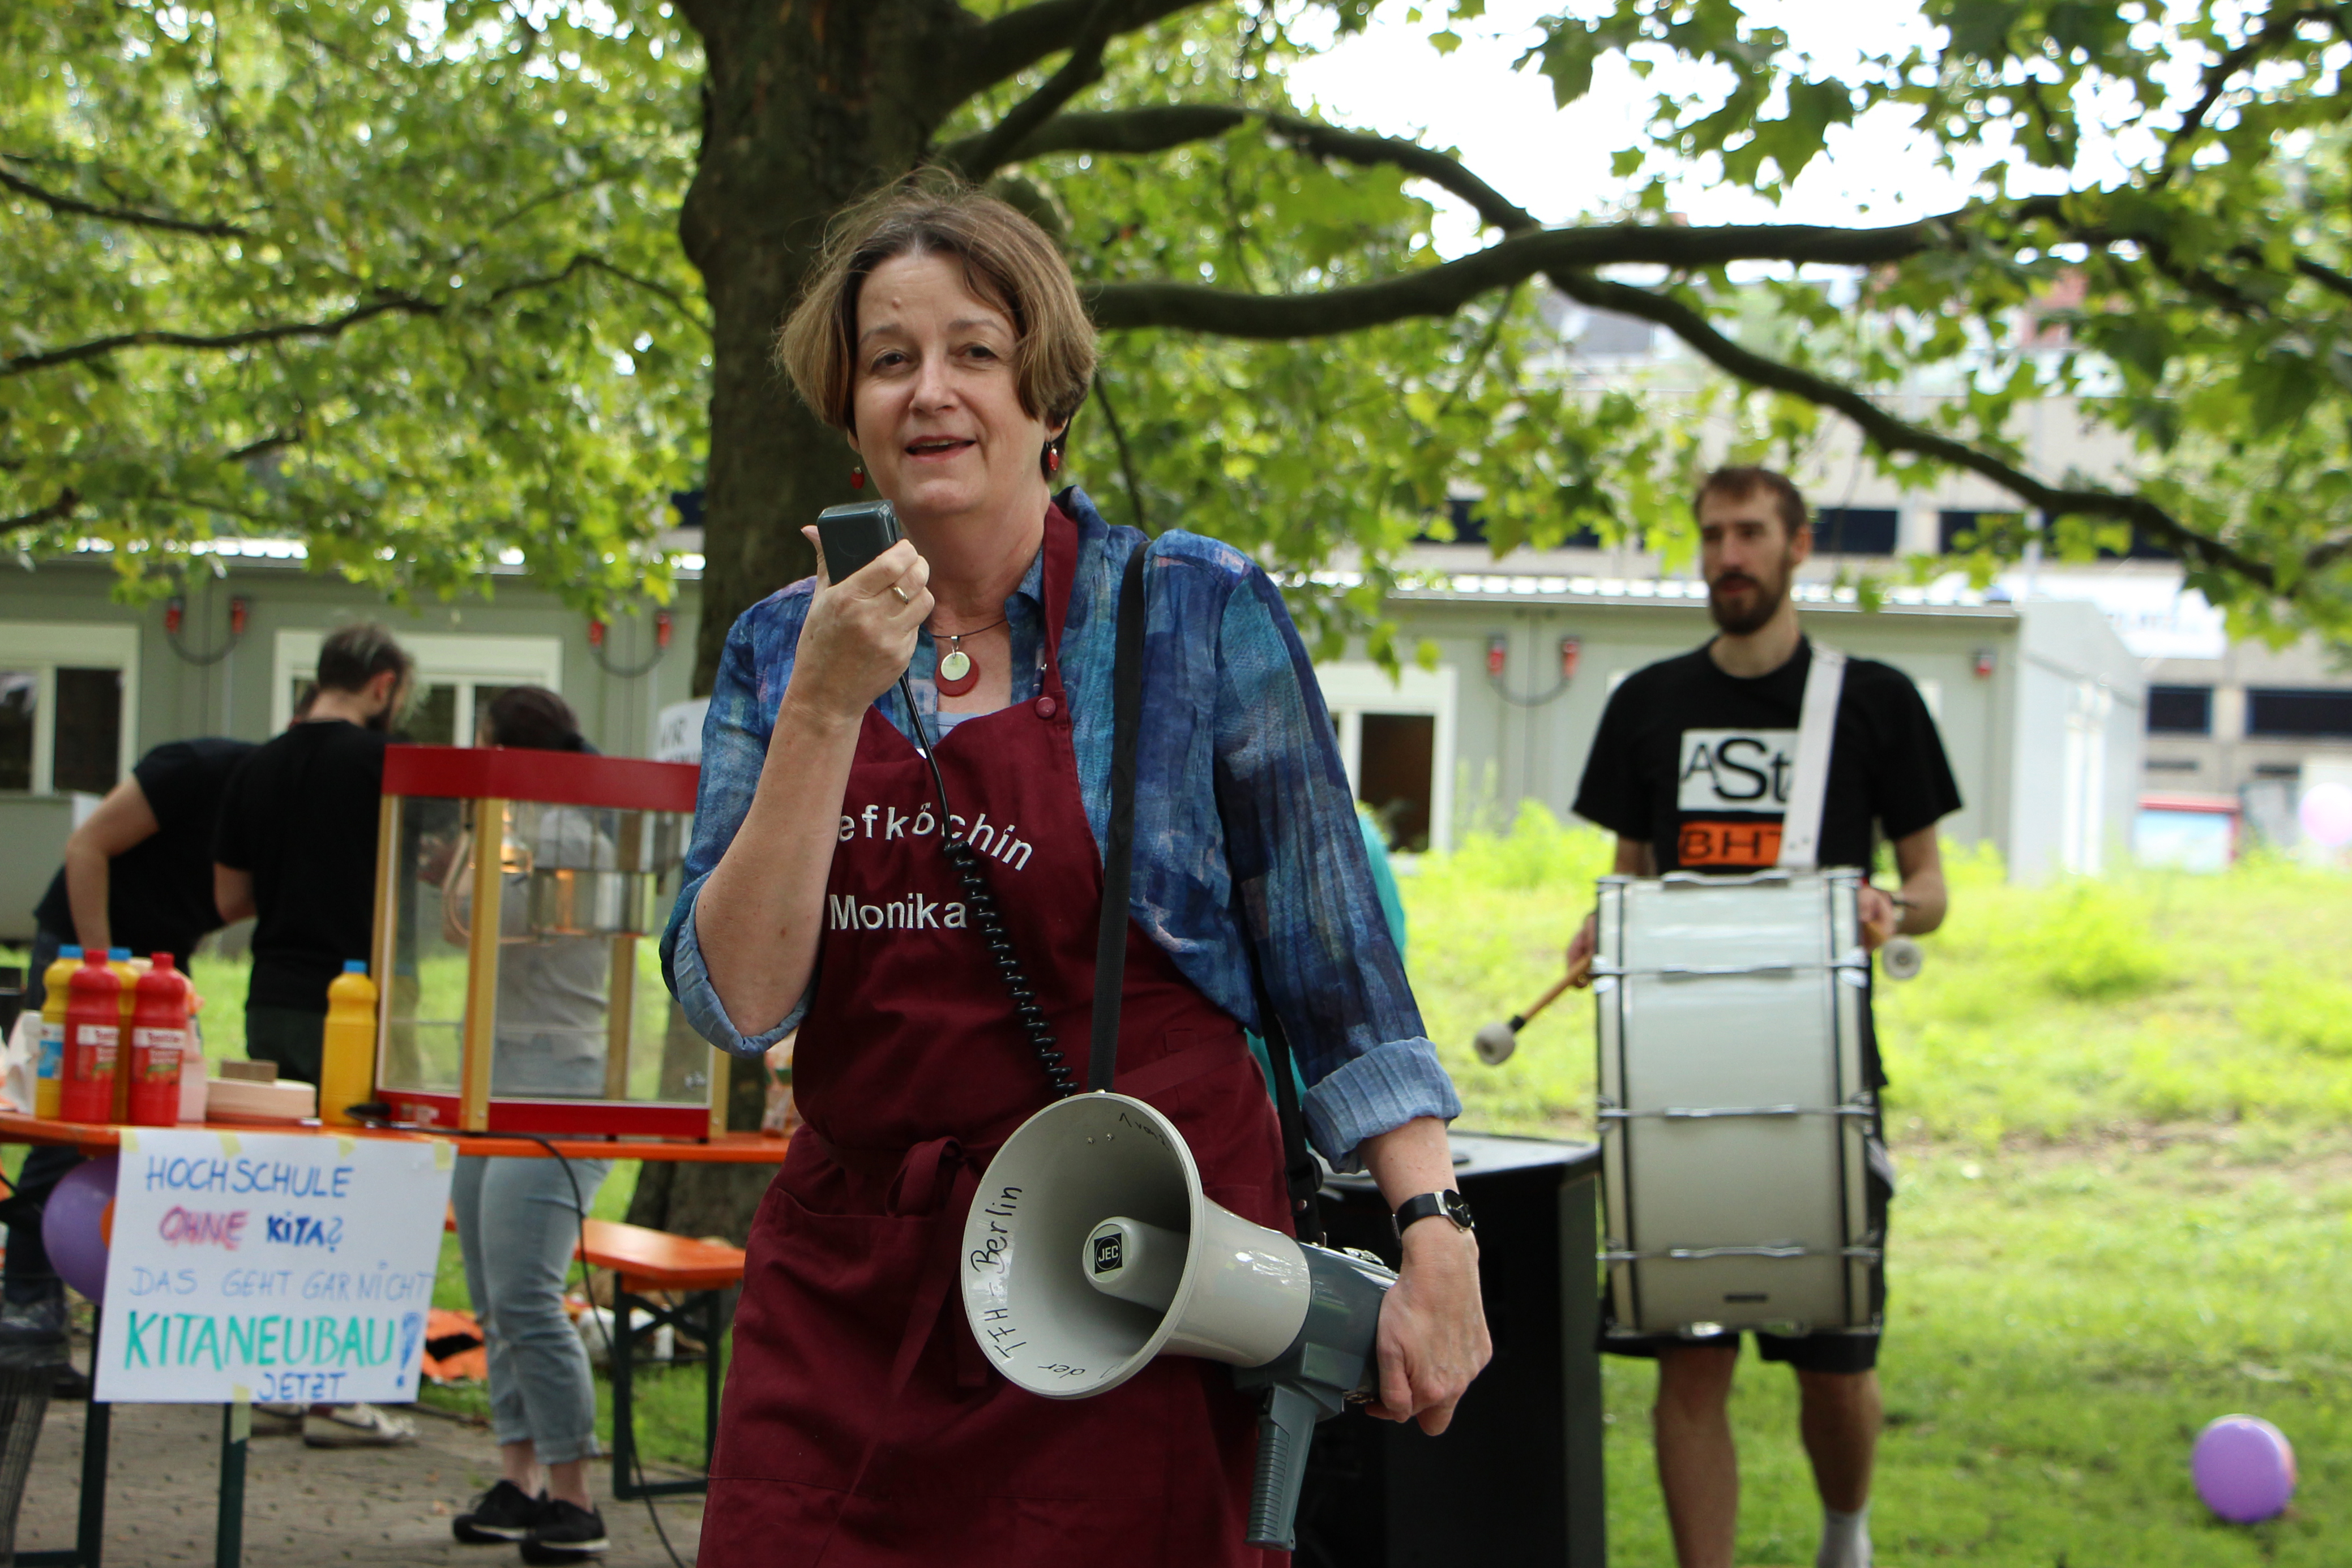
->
<box><xmin>1045</xmin><ymin>448</ymin><xmax>1062</xmax><ymax>475</ymax></box>
<box><xmin>850</xmin><ymin>465</ymin><xmax>866</xmax><ymax>490</ymax></box>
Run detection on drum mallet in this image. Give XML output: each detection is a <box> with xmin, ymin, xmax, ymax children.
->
<box><xmin>1474</xmin><ymin>954</ymin><xmax>1593</xmax><ymax>1068</ymax></box>
<box><xmin>1880</xmin><ymin>936</ymin><xmax>1925</xmax><ymax>981</ymax></box>
<box><xmin>1873</xmin><ymin>893</ymin><xmax>1925</xmax><ymax>982</ymax></box>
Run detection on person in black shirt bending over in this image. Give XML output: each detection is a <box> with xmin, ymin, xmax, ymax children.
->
<box><xmin>215</xmin><ymin>622</ymin><xmax>410</xmax><ymax>1088</ymax></box>
<box><xmin>1566</xmin><ymin>466</ymin><xmax>1960</xmax><ymax>1568</ymax></box>
<box><xmin>1</xmin><ymin>734</ymin><xmax>258</xmax><ymax>1372</ymax></box>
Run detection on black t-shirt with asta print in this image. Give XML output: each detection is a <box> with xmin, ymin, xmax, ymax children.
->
<box><xmin>1572</xmin><ymin>636</ymin><xmax>1961</xmax><ymax>875</ymax></box>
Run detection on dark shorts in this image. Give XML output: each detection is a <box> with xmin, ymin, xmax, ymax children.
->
<box><xmin>245</xmin><ymin>1005</ymin><xmax>326</xmax><ymax>1086</ymax></box>
<box><xmin>1601</xmin><ymin>1319</ymin><xmax>1881</xmax><ymax>1374</ymax></box>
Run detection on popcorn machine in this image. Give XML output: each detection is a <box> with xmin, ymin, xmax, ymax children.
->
<box><xmin>368</xmin><ymin>746</ymin><xmax>711</xmax><ymax>1137</ymax></box>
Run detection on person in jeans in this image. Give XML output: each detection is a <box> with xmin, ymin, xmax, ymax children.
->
<box><xmin>214</xmin><ymin>620</ymin><xmax>417</xmax><ymax>1448</ymax></box>
<box><xmin>447</xmin><ymin>688</ymin><xmax>614</xmax><ymax>1563</ymax></box>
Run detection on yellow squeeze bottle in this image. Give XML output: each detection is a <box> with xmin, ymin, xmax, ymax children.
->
<box><xmin>319</xmin><ymin>962</ymin><xmax>379</xmax><ymax>1128</ymax></box>
<box><xmin>34</xmin><ymin>945</ymin><xmax>80</xmax><ymax>1119</ymax></box>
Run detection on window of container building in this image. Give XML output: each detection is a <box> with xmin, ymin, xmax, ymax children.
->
<box><xmin>2246</xmin><ymin>688</ymin><xmax>2352</xmax><ymax>739</ymax></box>
<box><xmin>1420</xmin><ymin>497</ymin><xmax>1600</xmax><ymax>549</ymax></box>
<box><xmin>2145</xmin><ymin>686</ymin><xmax>2213</xmax><ymax>735</ymax></box>
<box><xmin>1814</xmin><ymin>507</ymin><xmax>1898</xmax><ymax>555</ymax></box>
<box><xmin>0</xmin><ymin>625</ymin><xmax>135</xmax><ymax>795</ymax></box>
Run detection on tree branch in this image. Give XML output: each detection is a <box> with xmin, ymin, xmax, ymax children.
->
<box><xmin>3</xmin><ymin>250</ymin><xmax>707</xmax><ymax>378</ymax></box>
<box><xmin>2293</xmin><ymin>255</ymin><xmax>2352</xmax><ymax>303</ymax></box>
<box><xmin>947</xmin><ymin>101</ymin><xmax>1542</xmax><ymax>232</ymax></box>
<box><xmin>1</xmin><ymin>487</ymin><xmax>80</xmax><ymax>538</ymax></box>
<box><xmin>1263</xmin><ymin>114</ymin><xmax>1538</xmax><ymax>233</ymax></box>
<box><xmin>1087</xmin><ymin>216</ymin><xmax>1962</xmax><ymax>335</ymax></box>
<box><xmin>1091</xmin><ymin>370</ymin><xmax>1148</xmax><ymax>533</ymax></box>
<box><xmin>945</xmin><ymin>103</ymin><xmax>1248</xmax><ymax>170</ymax></box>
<box><xmin>945</xmin><ymin>1</ymin><xmax>1127</xmax><ymax>179</ymax></box>
<box><xmin>945</xmin><ymin>0</ymin><xmax>1215</xmax><ymax>113</ymax></box>
<box><xmin>2154</xmin><ymin>5</ymin><xmax>2322</xmax><ymax>188</ymax></box>
<box><xmin>1545</xmin><ymin>268</ymin><xmax>2283</xmax><ymax>593</ymax></box>
<box><xmin>0</xmin><ymin>160</ymin><xmax>247</xmax><ymax>238</ymax></box>
<box><xmin>569</xmin><ymin>255</ymin><xmax>715</xmax><ymax>337</ymax></box>
<box><xmin>0</xmin><ymin>295</ymin><xmax>438</xmax><ymax>378</ymax></box>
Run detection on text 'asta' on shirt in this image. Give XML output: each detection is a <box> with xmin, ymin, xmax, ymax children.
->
<box><xmin>1572</xmin><ymin>637</ymin><xmax>1962</xmax><ymax>875</ymax></box>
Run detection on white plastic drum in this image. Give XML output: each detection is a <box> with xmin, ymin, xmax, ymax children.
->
<box><xmin>1594</xmin><ymin>869</ymin><xmax>1881</xmax><ymax>1339</ymax></box>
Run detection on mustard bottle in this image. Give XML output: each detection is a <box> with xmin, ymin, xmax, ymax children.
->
<box><xmin>33</xmin><ymin>945</ymin><xmax>80</xmax><ymax>1119</ymax></box>
<box><xmin>319</xmin><ymin>962</ymin><xmax>379</xmax><ymax>1129</ymax></box>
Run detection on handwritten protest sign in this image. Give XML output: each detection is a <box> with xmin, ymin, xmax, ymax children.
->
<box><xmin>95</xmin><ymin>1128</ymin><xmax>455</xmax><ymax>1405</ymax></box>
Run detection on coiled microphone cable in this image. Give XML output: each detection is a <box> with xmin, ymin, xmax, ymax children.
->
<box><xmin>895</xmin><ymin>673</ymin><xmax>1078</xmax><ymax>1099</ymax></box>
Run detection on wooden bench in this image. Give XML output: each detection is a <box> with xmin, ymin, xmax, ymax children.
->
<box><xmin>575</xmin><ymin>1219</ymin><xmax>746</xmax><ymax>1501</ymax></box>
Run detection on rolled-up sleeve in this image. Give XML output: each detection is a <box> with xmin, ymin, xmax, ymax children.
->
<box><xmin>660</xmin><ymin>593</ymin><xmax>811</xmax><ymax>1059</ymax></box>
<box><xmin>1210</xmin><ymin>567</ymin><xmax>1460</xmax><ymax>1170</ymax></box>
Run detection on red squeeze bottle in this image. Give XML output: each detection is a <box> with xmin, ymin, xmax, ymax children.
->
<box><xmin>127</xmin><ymin>953</ymin><xmax>193</xmax><ymax>1127</ymax></box>
<box><xmin>59</xmin><ymin>951</ymin><xmax>124</xmax><ymax>1124</ymax></box>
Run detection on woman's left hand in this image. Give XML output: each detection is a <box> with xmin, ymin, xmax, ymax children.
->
<box><xmin>1365</xmin><ymin>1220</ymin><xmax>1491</xmax><ymax>1434</ymax></box>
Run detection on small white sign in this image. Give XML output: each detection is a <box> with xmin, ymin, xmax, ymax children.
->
<box><xmin>96</xmin><ymin>1128</ymin><xmax>455</xmax><ymax>1406</ymax></box>
<box><xmin>654</xmin><ymin>697</ymin><xmax>709</xmax><ymax>765</ymax></box>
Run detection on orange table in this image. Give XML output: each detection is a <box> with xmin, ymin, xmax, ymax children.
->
<box><xmin>0</xmin><ymin>1109</ymin><xmax>791</xmax><ymax>1163</ymax></box>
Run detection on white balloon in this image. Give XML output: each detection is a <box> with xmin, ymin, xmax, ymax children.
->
<box><xmin>2299</xmin><ymin>781</ymin><xmax>2352</xmax><ymax>850</ymax></box>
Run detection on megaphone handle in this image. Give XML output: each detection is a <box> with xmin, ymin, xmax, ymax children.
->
<box><xmin>1245</xmin><ymin>1383</ymin><xmax>1326</xmax><ymax>1550</ymax></box>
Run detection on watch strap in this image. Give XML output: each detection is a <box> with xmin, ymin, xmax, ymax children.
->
<box><xmin>1393</xmin><ymin>1190</ymin><xmax>1473</xmax><ymax>1237</ymax></box>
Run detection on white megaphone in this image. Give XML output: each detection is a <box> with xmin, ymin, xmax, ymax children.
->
<box><xmin>961</xmin><ymin>1091</ymin><xmax>1393</xmax><ymax>1550</ymax></box>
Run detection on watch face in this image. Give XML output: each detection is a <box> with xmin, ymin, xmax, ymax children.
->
<box><xmin>1443</xmin><ymin>1193</ymin><xmax>1475</xmax><ymax>1231</ymax></box>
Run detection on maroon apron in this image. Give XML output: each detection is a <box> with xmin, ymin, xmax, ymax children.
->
<box><xmin>704</xmin><ymin>508</ymin><xmax>1290</xmax><ymax>1566</ymax></box>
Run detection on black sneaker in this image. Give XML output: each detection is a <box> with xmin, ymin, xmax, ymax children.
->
<box><xmin>519</xmin><ymin>1500</ymin><xmax>610</xmax><ymax>1562</ymax></box>
<box><xmin>453</xmin><ymin>1480</ymin><xmax>548</xmax><ymax>1544</ymax></box>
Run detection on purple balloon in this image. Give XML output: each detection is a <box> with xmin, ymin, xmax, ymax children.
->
<box><xmin>40</xmin><ymin>1155</ymin><xmax>117</xmax><ymax>1304</ymax></box>
<box><xmin>2192</xmin><ymin>1415</ymin><xmax>2296</xmax><ymax>1523</ymax></box>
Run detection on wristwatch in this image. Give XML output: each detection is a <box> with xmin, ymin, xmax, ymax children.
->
<box><xmin>1392</xmin><ymin>1190</ymin><xmax>1475</xmax><ymax>1239</ymax></box>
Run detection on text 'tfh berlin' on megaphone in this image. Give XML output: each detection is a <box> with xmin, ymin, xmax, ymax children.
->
<box><xmin>961</xmin><ymin>1092</ymin><xmax>1392</xmax><ymax>1551</ymax></box>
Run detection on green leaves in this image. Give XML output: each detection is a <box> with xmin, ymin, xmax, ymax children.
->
<box><xmin>12</xmin><ymin>0</ymin><xmax>2352</xmax><ymax>658</ymax></box>
<box><xmin>2</xmin><ymin>0</ymin><xmax>704</xmax><ymax>607</ymax></box>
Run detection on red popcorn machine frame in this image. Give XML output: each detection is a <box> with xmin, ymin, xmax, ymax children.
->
<box><xmin>367</xmin><ymin>746</ymin><xmax>712</xmax><ymax>1137</ymax></box>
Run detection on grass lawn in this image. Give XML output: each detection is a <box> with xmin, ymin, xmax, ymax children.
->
<box><xmin>36</xmin><ymin>809</ymin><xmax>2348</xmax><ymax>1563</ymax></box>
<box><xmin>1405</xmin><ymin>807</ymin><xmax>2352</xmax><ymax>1566</ymax></box>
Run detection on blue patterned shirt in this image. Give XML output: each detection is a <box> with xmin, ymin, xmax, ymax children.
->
<box><xmin>661</xmin><ymin>489</ymin><xmax>1460</xmax><ymax>1169</ymax></box>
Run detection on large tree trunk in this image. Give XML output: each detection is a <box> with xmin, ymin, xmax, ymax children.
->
<box><xmin>681</xmin><ymin>0</ymin><xmax>955</xmax><ymax>689</ymax></box>
<box><xmin>647</xmin><ymin>0</ymin><xmax>956</xmax><ymax>1237</ymax></box>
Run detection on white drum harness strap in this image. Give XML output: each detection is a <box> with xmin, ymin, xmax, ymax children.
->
<box><xmin>1774</xmin><ymin>643</ymin><xmax>1847</xmax><ymax>873</ymax></box>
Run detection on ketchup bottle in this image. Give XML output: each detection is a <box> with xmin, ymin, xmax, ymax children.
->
<box><xmin>59</xmin><ymin>951</ymin><xmax>123</xmax><ymax>1125</ymax></box>
<box><xmin>128</xmin><ymin>954</ymin><xmax>193</xmax><ymax>1127</ymax></box>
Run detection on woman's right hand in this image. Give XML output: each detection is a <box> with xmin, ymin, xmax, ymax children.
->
<box><xmin>786</xmin><ymin>528</ymin><xmax>934</xmax><ymax>725</ymax></box>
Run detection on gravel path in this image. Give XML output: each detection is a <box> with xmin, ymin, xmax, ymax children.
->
<box><xmin>15</xmin><ymin>1389</ymin><xmax>704</xmax><ymax>1566</ymax></box>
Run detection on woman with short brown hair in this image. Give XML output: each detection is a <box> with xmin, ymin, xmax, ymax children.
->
<box><xmin>666</xmin><ymin>182</ymin><xmax>1486</xmax><ymax>1566</ymax></box>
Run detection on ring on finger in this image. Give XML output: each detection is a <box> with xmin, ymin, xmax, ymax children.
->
<box><xmin>891</xmin><ymin>586</ymin><xmax>910</xmax><ymax>605</ymax></box>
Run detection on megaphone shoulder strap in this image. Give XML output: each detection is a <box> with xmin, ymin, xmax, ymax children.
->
<box><xmin>1087</xmin><ymin>542</ymin><xmax>1324</xmax><ymax>1245</ymax></box>
<box><xmin>1256</xmin><ymin>979</ymin><xmax>1326</xmax><ymax>1246</ymax></box>
<box><xmin>1088</xmin><ymin>543</ymin><xmax>1149</xmax><ymax>1095</ymax></box>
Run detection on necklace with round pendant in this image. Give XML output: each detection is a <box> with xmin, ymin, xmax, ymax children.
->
<box><xmin>933</xmin><ymin>616</ymin><xmax>1006</xmax><ymax>698</ymax></box>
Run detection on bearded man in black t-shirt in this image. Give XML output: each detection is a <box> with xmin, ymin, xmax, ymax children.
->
<box><xmin>215</xmin><ymin>622</ymin><xmax>412</xmax><ymax>1090</ymax></box>
<box><xmin>1565</xmin><ymin>466</ymin><xmax>1959</xmax><ymax>1568</ymax></box>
